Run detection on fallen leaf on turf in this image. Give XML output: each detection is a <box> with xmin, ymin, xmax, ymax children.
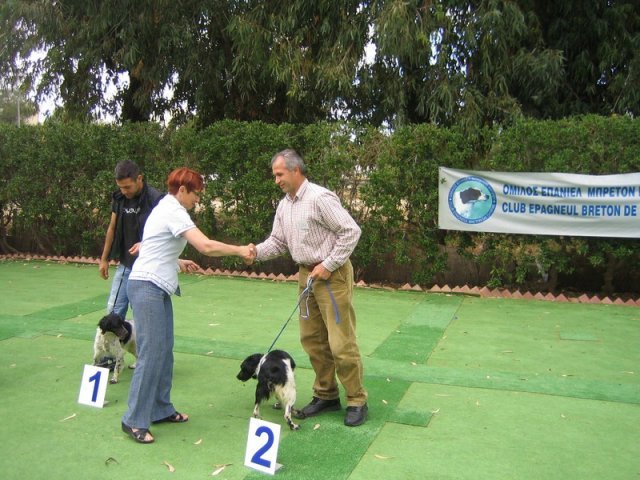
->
<box><xmin>411</xmin><ymin>362</ymin><xmax>417</xmax><ymax>366</ymax></box>
<box><xmin>431</xmin><ymin>408</ymin><xmax>440</xmax><ymax>414</ymax></box>
<box><xmin>382</xmin><ymin>399</ymin><xmax>388</xmax><ymax>405</ymax></box>
<box><xmin>313</xmin><ymin>423</ymin><xmax>321</xmax><ymax>430</ymax></box>
<box><xmin>211</xmin><ymin>464</ymin><xmax>232</xmax><ymax>476</ymax></box>
<box><xmin>105</xmin><ymin>457</ymin><xmax>119</xmax><ymax>466</ymax></box>
<box><xmin>162</xmin><ymin>461</ymin><xmax>175</xmax><ymax>472</ymax></box>
<box><xmin>194</xmin><ymin>439</ymin><xmax>203</xmax><ymax>445</ymax></box>
<box><xmin>60</xmin><ymin>413</ymin><xmax>76</xmax><ymax>422</ymax></box>
<box><xmin>386</xmin><ymin>377</ymin><xmax>391</xmax><ymax>382</ymax></box>
<box><xmin>374</xmin><ymin>454</ymin><xmax>392</xmax><ymax>460</ymax></box>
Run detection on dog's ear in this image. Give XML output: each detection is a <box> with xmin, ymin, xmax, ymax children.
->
<box><xmin>108</xmin><ymin>313</ymin><xmax>124</xmax><ymax>324</ymax></box>
<box><xmin>97</xmin><ymin>315</ymin><xmax>110</xmax><ymax>332</ymax></box>
<box><xmin>98</xmin><ymin>313</ymin><xmax>124</xmax><ymax>333</ymax></box>
<box><xmin>236</xmin><ymin>353</ymin><xmax>263</xmax><ymax>381</ymax></box>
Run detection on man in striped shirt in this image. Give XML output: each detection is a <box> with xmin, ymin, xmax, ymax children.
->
<box><xmin>251</xmin><ymin>149</ymin><xmax>368</xmax><ymax>427</ymax></box>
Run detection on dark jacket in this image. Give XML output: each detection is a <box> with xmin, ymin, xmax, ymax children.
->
<box><xmin>109</xmin><ymin>182</ymin><xmax>164</xmax><ymax>261</ymax></box>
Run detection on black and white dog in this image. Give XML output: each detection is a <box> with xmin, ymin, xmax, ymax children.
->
<box><xmin>236</xmin><ymin>350</ymin><xmax>300</xmax><ymax>430</ymax></box>
<box><xmin>93</xmin><ymin>312</ymin><xmax>137</xmax><ymax>384</ymax></box>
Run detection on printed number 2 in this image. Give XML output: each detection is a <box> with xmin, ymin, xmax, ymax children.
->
<box><xmin>251</xmin><ymin>426</ymin><xmax>274</xmax><ymax>468</ymax></box>
<box><xmin>88</xmin><ymin>370</ymin><xmax>101</xmax><ymax>403</ymax></box>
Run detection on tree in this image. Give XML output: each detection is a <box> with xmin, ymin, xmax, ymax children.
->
<box><xmin>1</xmin><ymin>1</ymin><xmax>637</xmax><ymax>127</ymax></box>
<box><xmin>532</xmin><ymin>1</ymin><xmax>640</xmax><ymax>118</ymax></box>
<box><xmin>351</xmin><ymin>1</ymin><xmax>557</xmax><ymax>128</ymax></box>
<box><xmin>0</xmin><ymin>1</ymin><xmax>198</xmax><ymax>123</ymax></box>
<box><xmin>224</xmin><ymin>0</ymin><xmax>370</xmax><ymax>125</ymax></box>
<box><xmin>349</xmin><ymin>0</ymin><xmax>639</xmax><ymax>129</ymax></box>
<box><xmin>0</xmin><ymin>1</ymin><xmax>370</xmax><ymax>125</ymax></box>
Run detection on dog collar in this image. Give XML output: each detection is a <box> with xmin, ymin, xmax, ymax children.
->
<box><xmin>255</xmin><ymin>355</ymin><xmax>267</xmax><ymax>376</ymax></box>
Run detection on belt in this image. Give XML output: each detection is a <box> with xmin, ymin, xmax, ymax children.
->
<box><xmin>298</xmin><ymin>262</ymin><xmax>320</xmax><ymax>270</ymax></box>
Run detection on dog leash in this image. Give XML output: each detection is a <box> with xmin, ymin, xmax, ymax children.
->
<box><xmin>299</xmin><ymin>280</ymin><xmax>341</xmax><ymax>325</ymax></box>
<box><xmin>109</xmin><ymin>268</ymin><xmax>126</xmax><ymax>316</ymax></box>
<box><xmin>266</xmin><ymin>277</ymin><xmax>314</xmax><ymax>353</ymax></box>
<box><xmin>266</xmin><ymin>275</ymin><xmax>342</xmax><ymax>353</ymax></box>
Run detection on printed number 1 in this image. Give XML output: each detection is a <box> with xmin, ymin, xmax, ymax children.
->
<box><xmin>251</xmin><ymin>426</ymin><xmax>275</xmax><ymax>468</ymax></box>
<box><xmin>88</xmin><ymin>370</ymin><xmax>101</xmax><ymax>403</ymax></box>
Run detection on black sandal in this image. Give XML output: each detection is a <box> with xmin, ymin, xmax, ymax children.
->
<box><xmin>121</xmin><ymin>422</ymin><xmax>154</xmax><ymax>444</ymax></box>
<box><xmin>152</xmin><ymin>411</ymin><xmax>189</xmax><ymax>424</ymax></box>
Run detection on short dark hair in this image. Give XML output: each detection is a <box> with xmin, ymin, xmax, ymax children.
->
<box><xmin>114</xmin><ymin>160</ymin><xmax>141</xmax><ymax>181</ymax></box>
<box><xmin>271</xmin><ymin>149</ymin><xmax>307</xmax><ymax>175</ymax></box>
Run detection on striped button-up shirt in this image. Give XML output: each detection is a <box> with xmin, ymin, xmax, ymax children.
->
<box><xmin>256</xmin><ymin>179</ymin><xmax>361</xmax><ymax>272</ymax></box>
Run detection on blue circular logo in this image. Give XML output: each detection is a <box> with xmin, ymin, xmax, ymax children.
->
<box><xmin>448</xmin><ymin>176</ymin><xmax>496</xmax><ymax>224</ymax></box>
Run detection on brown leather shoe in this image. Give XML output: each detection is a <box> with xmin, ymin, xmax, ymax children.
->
<box><xmin>297</xmin><ymin>397</ymin><xmax>341</xmax><ymax>418</ymax></box>
<box><xmin>344</xmin><ymin>403</ymin><xmax>368</xmax><ymax>426</ymax></box>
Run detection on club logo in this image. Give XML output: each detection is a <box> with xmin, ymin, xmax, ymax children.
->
<box><xmin>448</xmin><ymin>176</ymin><xmax>496</xmax><ymax>224</ymax></box>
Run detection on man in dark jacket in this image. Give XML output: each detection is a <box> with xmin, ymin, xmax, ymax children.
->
<box><xmin>99</xmin><ymin>160</ymin><xmax>164</xmax><ymax>319</ymax></box>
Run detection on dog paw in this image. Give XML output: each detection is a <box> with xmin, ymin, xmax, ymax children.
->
<box><xmin>291</xmin><ymin>424</ymin><xmax>300</xmax><ymax>431</ymax></box>
<box><xmin>272</xmin><ymin>402</ymin><xmax>282</xmax><ymax>410</ymax></box>
<box><xmin>109</xmin><ymin>378</ymin><xmax>119</xmax><ymax>384</ymax></box>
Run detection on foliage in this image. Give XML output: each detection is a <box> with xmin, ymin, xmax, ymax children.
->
<box><xmin>359</xmin><ymin>124</ymin><xmax>472</xmax><ymax>283</ymax></box>
<box><xmin>0</xmin><ymin>121</ymin><xmax>168</xmax><ymax>256</ymax></box>
<box><xmin>0</xmin><ymin>116</ymin><xmax>638</xmax><ymax>293</ymax></box>
<box><xmin>471</xmin><ymin>114</ymin><xmax>640</xmax><ymax>291</ymax></box>
<box><xmin>1</xmin><ymin>1</ymin><xmax>638</xmax><ymax>127</ymax></box>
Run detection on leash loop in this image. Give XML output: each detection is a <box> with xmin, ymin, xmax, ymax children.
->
<box><xmin>265</xmin><ymin>275</ymin><xmax>341</xmax><ymax>352</ymax></box>
<box><xmin>266</xmin><ymin>277</ymin><xmax>314</xmax><ymax>353</ymax></box>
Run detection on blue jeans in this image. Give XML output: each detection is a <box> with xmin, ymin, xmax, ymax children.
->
<box><xmin>107</xmin><ymin>265</ymin><xmax>131</xmax><ymax>319</ymax></box>
<box><xmin>122</xmin><ymin>280</ymin><xmax>176</xmax><ymax>429</ymax></box>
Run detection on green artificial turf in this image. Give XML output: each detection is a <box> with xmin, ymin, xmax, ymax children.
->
<box><xmin>0</xmin><ymin>259</ymin><xmax>638</xmax><ymax>480</ymax></box>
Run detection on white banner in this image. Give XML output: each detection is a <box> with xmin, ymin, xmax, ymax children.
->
<box><xmin>438</xmin><ymin>167</ymin><xmax>640</xmax><ymax>238</ymax></box>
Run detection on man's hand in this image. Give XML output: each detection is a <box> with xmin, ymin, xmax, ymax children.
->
<box><xmin>128</xmin><ymin>242</ymin><xmax>141</xmax><ymax>256</ymax></box>
<box><xmin>99</xmin><ymin>260</ymin><xmax>109</xmax><ymax>280</ymax></box>
<box><xmin>309</xmin><ymin>263</ymin><xmax>331</xmax><ymax>281</ymax></box>
<box><xmin>243</xmin><ymin>243</ymin><xmax>257</xmax><ymax>265</ymax></box>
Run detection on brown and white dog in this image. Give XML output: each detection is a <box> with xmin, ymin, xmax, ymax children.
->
<box><xmin>236</xmin><ymin>350</ymin><xmax>300</xmax><ymax>430</ymax></box>
<box><xmin>93</xmin><ymin>313</ymin><xmax>137</xmax><ymax>384</ymax></box>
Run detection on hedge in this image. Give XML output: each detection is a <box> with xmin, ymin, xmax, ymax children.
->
<box><xmin>0</xmin><ymin>115</ymin><xmax>638</xmax><ymax>294</ymax></box>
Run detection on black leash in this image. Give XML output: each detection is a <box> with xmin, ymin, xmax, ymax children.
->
<box><xmin>109</xmin><ymin>268</ymin><xmax>125</xmax><ymax>315</ymax></box>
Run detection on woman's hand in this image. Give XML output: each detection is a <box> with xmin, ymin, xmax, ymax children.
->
<box><xmin>178</xmin><ymin>259</ymin><xmax>200</xmax><ymax>273</ymax></box>
<box><xmin>241</xmin><ymin>244</ymin><xmax>257</xmax><ymax>264</ymax></box>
